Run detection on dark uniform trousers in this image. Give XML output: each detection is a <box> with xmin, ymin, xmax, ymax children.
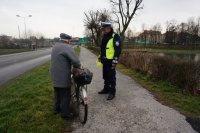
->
<box><xmin>103</xmin><ymin>64</ymin><xmax>116</xmax><ymax>95</ymax></box>
<box><xmin>54</xmin><ymin>87</ymin><xmax>71</xmax><ymax>117</ymax></box>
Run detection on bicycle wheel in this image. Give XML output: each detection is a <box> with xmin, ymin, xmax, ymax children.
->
<box><xmin>77</xmin><ymin>85</ymin><xmax>88</xmax><ymax>124</ymax></box>
<box><xmin>70</xmin><ymin>79</ymin><xmax>79</xmax><ymax>116</ymax></box>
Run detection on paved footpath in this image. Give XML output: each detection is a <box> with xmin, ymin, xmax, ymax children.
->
<box><xmin>71</xmin><ymin>47</ymin><xmax>196</xmax><ymax>133</ymax></box>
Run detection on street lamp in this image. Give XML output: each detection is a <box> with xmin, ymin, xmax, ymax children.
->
<box><xmin>16</xmin><ymin>14</ymin><xmax>32</xmax><ymax>39</ymax></box>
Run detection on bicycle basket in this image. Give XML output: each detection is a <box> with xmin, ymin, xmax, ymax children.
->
<box><xmin>72</xmin><ymin>68</ymin><xmax>93</xmax><ymax>85</ymax></box>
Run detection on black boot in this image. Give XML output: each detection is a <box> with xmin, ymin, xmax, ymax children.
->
<box><xmin>98</xmin><ymin>89</ymin><xmax>109</xmax><ymax>94</ymax></box>
<box><xmin>54</xmin><ymin>108</ymin><xmax>61</xmax><ymax>115</ymax></box>
<box><xmin>54</xmin><ymin>110</ymin><xmax>60</xmax><ymax>115</ymax></box>
<box><xmin>61</xmin><ymin>113</ymin><xmax>74</xmax><ymax>121</ymax></box>
<box><xmin>107</xmin><ymin>94</ymin><xmax>115</xmax><ymax>100</ymax></box>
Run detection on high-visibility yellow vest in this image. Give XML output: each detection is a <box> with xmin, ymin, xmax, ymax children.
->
<box><xmin>106</xmin><ymin>33</ymin><xmax>115</xmax><ymax>59</ymax></box>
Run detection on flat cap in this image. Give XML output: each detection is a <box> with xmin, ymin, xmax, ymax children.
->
<box><xmin>60</xmin><ymin>33</ymin><xmax>72</xmax><ymax>40</ymax></box>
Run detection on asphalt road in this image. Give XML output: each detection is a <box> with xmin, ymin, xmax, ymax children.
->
<box><xmin>0</xmin><ymin>48</ymin><xmax>51</xmax><ymax>85</ymax></box>
<box><xmin>71</xmin><ymin>47</ymin><xmax>197</xmax><ymax>133</ymax></box>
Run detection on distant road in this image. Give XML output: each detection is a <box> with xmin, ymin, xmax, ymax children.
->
<box><xmin>0</xmin><ymin>48</ymin><xmax>52</xmax><ymax>85</ymax></box>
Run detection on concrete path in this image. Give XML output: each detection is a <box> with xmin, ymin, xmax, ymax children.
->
<box><xmin>71</xmin><ymin>47</ymin><xmax>196</xmax><ymax>133</ymax></box>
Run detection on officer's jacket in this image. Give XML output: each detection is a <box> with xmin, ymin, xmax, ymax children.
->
<box><xmin>100</xmin><ymin>31</ymin><xmax>122</xmax><ymax>64</ymax></box>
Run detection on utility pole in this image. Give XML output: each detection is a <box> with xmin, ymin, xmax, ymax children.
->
<box><xmin>23</xmin><ymin>17</ymin><xmax>27</xmax><ymax>39</ymax></box>
<box><xmin>18</xmin><ymin>25</ymin><xmax>21</xmax><ymax>39</ymax></box>
<box><xmin>16</xmin><ymin>15</ymin><xmax>32</xmax><ymax>39</ymax></box>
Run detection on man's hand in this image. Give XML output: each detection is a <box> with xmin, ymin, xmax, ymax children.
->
<box><xmin>112</xmin><ymin>63</ymin><xmax>117</xmax><ymax>69</ymax></box>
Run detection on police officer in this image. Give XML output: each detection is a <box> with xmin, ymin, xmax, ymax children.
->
<box><xmin>98</xmin><ymin>22</ymin><xmax>122</xmax><ymax>100</ymax></box>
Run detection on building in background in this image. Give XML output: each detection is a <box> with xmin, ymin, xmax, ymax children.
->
<box><xmin>136</xmin><ymin>30</ymin><xmax>164</xmax><ymax>45</ymax></box>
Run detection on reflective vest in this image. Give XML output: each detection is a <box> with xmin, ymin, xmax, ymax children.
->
<box><xmin>106</xmin><ymin>33</ymin><xmax>115</xmax><ymax>59</ymax></box>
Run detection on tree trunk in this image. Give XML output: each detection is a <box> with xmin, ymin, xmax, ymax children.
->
<box><xmin>120</xmin><ymin>33</ymin><xmax>125</xmax><ymax>47</ymax></box>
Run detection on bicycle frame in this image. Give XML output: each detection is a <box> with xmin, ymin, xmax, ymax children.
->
<box><xmin>81</xmin><ymin>85</ymin><xmax>88</xmax><ymax>105</ymax></box>
<box><xmin>71</xmin><ymin>75</ymin><xmax>88</xmax><ymax>124</ymax></box>
<box><xmin>71</xmin><ymin>75</ymin><xmax>88</xmax><ymax>105</ymax></box>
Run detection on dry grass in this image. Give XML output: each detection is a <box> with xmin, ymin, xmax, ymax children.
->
<box><xmin>119</xmin><ymin>51</ymin><xmax>200</xmax><ymax>95</ymax></box>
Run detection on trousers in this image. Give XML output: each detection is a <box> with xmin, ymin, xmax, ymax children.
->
<box><xmin>54</xmin><ymin>87</ymin><xmax>71</xmax><ymax>117</ymax></box>
<box><xmin>103</xmin><ymin>64</ymin><xmax>116</xmax><ymax>95</ymax></box>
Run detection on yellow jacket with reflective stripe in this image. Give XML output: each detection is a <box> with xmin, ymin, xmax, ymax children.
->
<box><xmin>106</xmin><ymin>33</ymin><xmax>115</xmax><ymax>59</ymax></box>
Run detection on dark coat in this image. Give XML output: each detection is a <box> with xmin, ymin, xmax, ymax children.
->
<box><xmin>50</xmin><ymin>42</ymin><xmax>80</xmax><ymax>87</ymax></box>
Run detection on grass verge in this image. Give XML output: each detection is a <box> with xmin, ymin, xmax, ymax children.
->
<box><xmin>74</xmin><ymin>46</ymin><xmax>80</xmax><ymax>56</ymax></box>
<box><xmin>0</xmin><ymin>62</ymin><xmax>71</xmax><ymax>133</ymax></box>
<box><xmin>0</xmin><ymin>49</ymin><xmax>32</xmax><ymax>55</ymax></box>
<box><xmin>117</xmin><ymin>64</ymin><xmax>200</xmax><ymax>117</ymax></box>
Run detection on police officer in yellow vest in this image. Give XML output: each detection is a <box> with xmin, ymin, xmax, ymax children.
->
<box><xmin>98</xmin><ymin>22</ymin><xmax>122</xmax><ymax>100</ymax></box>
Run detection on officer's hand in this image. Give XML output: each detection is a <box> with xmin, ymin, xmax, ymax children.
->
<box><xmin>112</xmin><ymin>64</ymin><xmax>117</xmax><ymax>69</ymax></box>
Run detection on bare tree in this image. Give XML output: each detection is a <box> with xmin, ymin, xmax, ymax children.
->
<box><xmin>187</xmin><ymin>17</ymin><xmax>196</xmax><ymax>34</ymax></box>
<box><xmin>110</xmin><ymin>0</ymin><xmax>144</xmax><ymax>45</ymax></box>
<box><xmin>27</xmin><ymin>29</ymin><xmax>34</xmax><ymax>39</ymax></box>
<box><xmin>84</xmin><ymin>28</ymin><xmax>94</xmax><ymax>44</ymax></box>
<box><xmin>166</xmin><ymin>19</ymin><xmax>178</xmax><ymax>32</ymax></box>
<box><xmin>0</xmin><ymin>35</ymin><xmax>11</xmax><ymax>48</ymax></box>
<box><xmin>197</xmin><ymin>17</ymin><xmax>200</xmax><ymax>37</ymax></box>
<box><xmin>84</xmin><ymin>9</ymin><xmax>111</xmax><ymax>46</ymax></box>
<box><xmin>125</xmin><ymin>28</ymin><xmax>134</xmax><ymax>45</ymax></box>
<box><xmin>178</xmin><ymin>22</ymin><xmax>187</xmax><ymax>33</ymax></box>
<box><xmin>165</xmin><ymin>19</ymin><xmax>178</xmax><ymax>44</ymax></box>
<box><xmin>35</xmin><ymin>32</ymin><xmax>44</xmax><ymax>40</ymax></box>
<box><xmin>152</xmin><ymin>23</ymin><xmax>162</xmax><ymax>32</ymax></box>
<box><xmin>126</xmin><ymin>28</ymin><xmax>134</xmax><ymax>40</ymax></box>
<box><xmin>141</xmin><ymin>23</ymin><xmax>148</xmax><ymax>46</ymax></box>
<box><xmin>187</xmin><ymin>17</ymin><xmax>198</xmax><ymax>46</ymax></box>
<box><xmin>151</xmin><ymin>23</ymin><xmax>162</xmax><ymax>44</ymax></box>
<box><xmin>177</xmin><ymin>22</ymin><xmax>190</xmax><ymax>45</ymax></box>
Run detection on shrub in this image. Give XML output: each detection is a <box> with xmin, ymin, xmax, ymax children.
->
<box><xmin>120</xmin><ymin>51</ymin><xmax>152</xmax><ymax>74</ymax></box>
<box><xmin>150</xmin><ymin>56</ymin><xmax>200</xmax><ymax>94</ymax></box>
<box><xmin>119</xmin><ymin>51</ymin><xmax>200</xmax><ymax>95</ymax></box>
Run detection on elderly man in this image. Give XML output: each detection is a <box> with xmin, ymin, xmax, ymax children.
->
<box><xmin>98</xmin><ymin>22</ymin><xmax>122</xmax><ymax>100</ymax></box>
<box><xmin>50</xmin><ymin>33</ymin><xmax>81</xmax><ymax>120</ymax></box>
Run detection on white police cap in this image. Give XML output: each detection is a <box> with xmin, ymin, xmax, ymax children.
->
<box><xmin>101</xmin><ymin>22</ymin><xmax>112</xmax><ymax>28</ymax></box>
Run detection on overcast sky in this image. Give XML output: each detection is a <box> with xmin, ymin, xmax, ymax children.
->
<box><xmin>0</xmin><ymin>0</ymin><xmax>200</xmax><ymax>38</ymax></box>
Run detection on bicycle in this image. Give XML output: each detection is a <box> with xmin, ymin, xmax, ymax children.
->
<box><xmin>71</xmin><ymin>75</ymin><xmax>88</xmax><ymax>124</ymax></box>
